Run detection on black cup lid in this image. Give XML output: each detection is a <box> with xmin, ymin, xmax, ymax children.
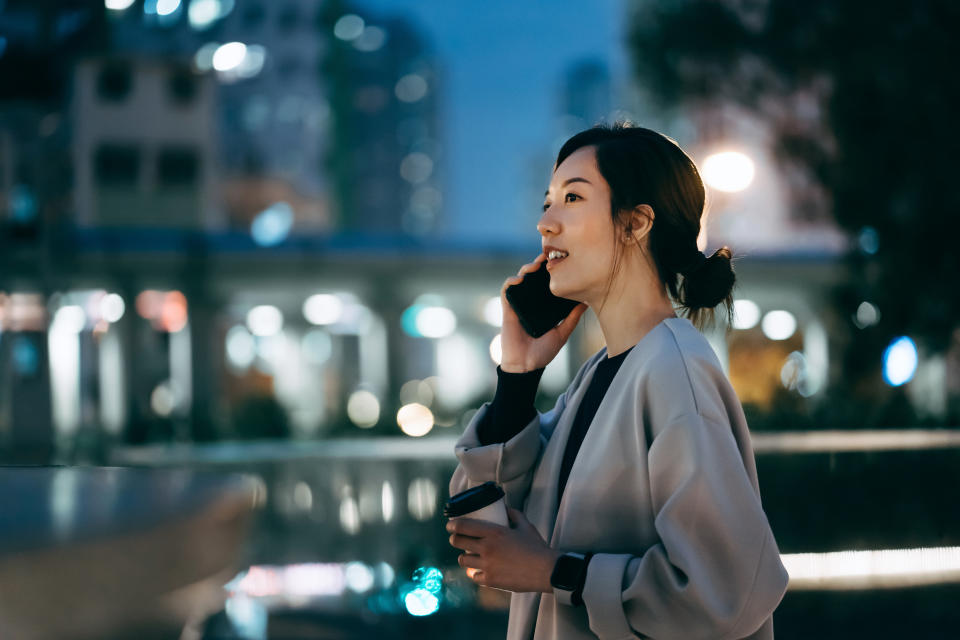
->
<box><xmin>443</xmin><ymin>481</ymin><xmax>505</xmax><ymax>518</ymax></box>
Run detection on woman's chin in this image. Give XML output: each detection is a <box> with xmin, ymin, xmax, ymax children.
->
<box><xmin>549</xmin><ymin>281</ymin><xmax>578</xmax><ymax>302</ymax></box>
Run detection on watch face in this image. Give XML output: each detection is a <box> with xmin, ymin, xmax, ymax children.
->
<box><xmin>551</xmin><ymin>554</ymin><xmax>585</xmax><ymax>591</ymax></box>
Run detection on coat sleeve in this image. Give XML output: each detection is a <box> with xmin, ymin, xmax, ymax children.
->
<box><xmin>448</xmin><ymin>350</ymin><xmax>602</xmax><ymax>511</ymax></box>
<box><xmin>579</xmin><ymin>412</ymin><xmax>790</xmax><ymax>640</ymax></box>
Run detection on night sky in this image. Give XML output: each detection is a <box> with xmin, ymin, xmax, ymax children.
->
<box><xmin>352</xmin><ymin>0</ymin><xmax>629</xmax><ymax>247</ymax></box>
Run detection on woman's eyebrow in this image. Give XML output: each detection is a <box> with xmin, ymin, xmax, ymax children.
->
<box><xmin>544</xmin><ymin>177</ymin><xmax>592</xmax><ymax>197</ymax></box>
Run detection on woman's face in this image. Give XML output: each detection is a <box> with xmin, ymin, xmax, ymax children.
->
<box><xmin>539</xmin><ymin>145</ymin><xmax>619</xmax><ymax>306</ymax></box>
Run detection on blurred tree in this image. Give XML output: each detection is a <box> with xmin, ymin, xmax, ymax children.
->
<box><xmin>628</xmin><ymin>0</ymin><xmax>960</xmax><ymax>424</ymax></box>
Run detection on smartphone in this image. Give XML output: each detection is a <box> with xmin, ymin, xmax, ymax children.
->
<box><xmin>504</xmin><ymin>259</ymin><xmax>581</xmax><ymax>338</ymax></box>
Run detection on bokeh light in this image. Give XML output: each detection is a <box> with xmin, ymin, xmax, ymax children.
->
<box><xmin>489</xmin><ymin>334</ymin><xmax>502</xmax><ymax>365</ymax></box>
<box><xmin>412</xmin><ymin>566</ymin><xmax>443</xmax><ymax>594</ymax></box>
<box><xmin>246</xmin><ymin>305</ymin><xmax>283</xmax><ymax>337</ymax></box>
<box><xmin>347</xmin><ymin>390</ymin><xmax>380</xmax><ymax>428</ymax></box>
<box><xmin>395</xmin><ymin>74</ymin><xmax>428</xmax><ymax>103</ymax></box>
<box><xmin>732</xmin><ymin>299</ymin><xmax>760</xmax><ymax>330</ymax></box>
<box><xmin>403</xmin><ymin>587</ymin><xmax>439</xmax><ymax>616</ymax></box>
<box><xmin>225</xmin><ymin>325</ymin><xmax>256</xmax><ymax>370</ymax></box>
<box><xmin>250</xmin><ymin>202</ymin><xmax>293</xmax><ymax>246</ymax></box>
<box><xmin>854</xmin><ymin>301</ymin><xmax>881</xmax><ymax>329</ymax></box>
<box><xmin>301</xmin><ymin>329</ymin><xmax>333</xmax><ymax>365</ymax></box>
<box><xmin>883</xmin><ymin>336</ymin><xmax>918</xmax><ymax>387</ymax></box>
<box><xmin>105</xmin><ymin>0</ymin><xmax>136</xmax><ymax>10</ymax></box>
<box><xmin>99</xmin><ymin>293</ymin><xmax>125</xmax><ymax>323</ymax></box>
<box><xmin>213</xmin><ymin>42</ymin><xmax>246</xmax><ymax>72</ymax></box>
<box><xmin>761</xmin><ymin>310</ymin><xmax>797</xmax><ymax>341</ymax></box>
<box><xmin>303</xmin><ymin>294</ymin><xmax>343</xmax><ymax>325</ymax></box>
<box><xmin>381</xmin><ymin>481</ymin><xmax>395</xmax><ymax>523</ymax></box>
<box><xmin>702</xmin><ymin>151</ymin><xmax>755</xmax><ymax>192</ymax></box>
<box><xmin>187</xmin><ymin>0</ymin><xmax>233</xmax><ymax>29</ymax></box>
<box><xmin>414</xmin><ymin>306</ymin><xmax>456</xmax><ymax>338</ymax></box>
<box><xmin>52</xmin><ymin>305</ymin><xmax>86</xmax><ymax>334</ymax></box>
<box><xmin>159</xmin><ymin>291</ymin><xmax>188</xmax><ymax>332</ymax></box>
<box><xmin>483</xmin><ymin>296</ymin><xmax>502</xmax><ymax>327</ymax></box>
<box><xmin>344</xmin><ymin>562</ymin><xmax>375</xmax><ymax>593</ymax></box>
<box><xmin>397</xmin><ymin>402</ymin><xmax>434</xmax><ymax>437</ymax></box>
<box><xmin>407</xmin><ymin>477</ymin><xmax>437</xmax><ymax>520</ymax></box>
<box><xmin>333</xmin><ymin>14</ymin><xmax>364</xmax><ymax>41</ymax></box>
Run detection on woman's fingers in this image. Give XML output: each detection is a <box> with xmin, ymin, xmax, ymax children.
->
<box><xmin>516</xmin><ymin>253</ymin><xmax>546</xmax><ymax>276</ymax></box>
<box><xmin>552</xmin><ymin>303</ymin><xmax>588</xmax><ymax>339</ymax></box>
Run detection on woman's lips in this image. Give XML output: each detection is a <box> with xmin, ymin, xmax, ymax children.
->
<box><xmin>546</xmin><ymin>254</ymin><xmax>567</xmax><ymax>269</ymax></box>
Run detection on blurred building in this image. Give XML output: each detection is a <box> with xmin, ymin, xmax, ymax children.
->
<box><xmin>107</xmin><ymin>0</ymin><xmax>332</xmax><ymax>233</ymax></box>
<box><xmin>71</xmin><ymin>56</ymin><xmax>221</xmax><ymax>228</ymax></box>
<box><xmin>322</xmin><ymin>11</ymin><xmax>443</xmax><ymax>236</ymax></box>
<box><xmin>561</xmin><ymin>57</ymin><xmax>612</xmax><ymax>132</ymax></box>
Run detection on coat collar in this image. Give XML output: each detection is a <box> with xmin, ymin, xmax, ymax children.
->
<box><xmin>524</xmin><ymin>316</ymin><xmax>688</xmax><ymax>547</ymax></box>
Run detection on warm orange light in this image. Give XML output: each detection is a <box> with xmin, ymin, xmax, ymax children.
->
<box><xmin>135</xmin><ymin>290</ymin><xmax>164</xmax><ymax>320</ymax></box>
<box><xmin>160</xmin><ymin>291</ymin><xmax>188</xmax><ymax>333</ymax></box>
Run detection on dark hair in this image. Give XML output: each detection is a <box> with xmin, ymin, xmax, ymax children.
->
<box><xmin>554</xmin><ymin>122</ymin><xmax>736</xmax><ymax>331</ymax></box>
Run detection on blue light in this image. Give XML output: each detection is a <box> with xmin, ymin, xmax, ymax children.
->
<box><xmin>858</xmin><ymin>226</ymin><xmax>879</xmax><ymax>255</ymax></box>
<box><xmin>412</xmin><ymin>566</ymin><xmax>443</xmax><ymax>594</ymax></box>
<box><xmin>250</xmin><ymin>202</ymin><xmax>293</xmax><ymax>246</ymax></box>
<box><xmin>882</xmin><ymin>336</ymin><xmax>918</xmax><ymax>386</ymax></box>
<box><xmin>12</xmin><ymin>337</ymin><xmax>39</xmax><ymax>376</ymax></box>
<box><xmin>403</xmin><ymin>587</ymin><xmax>440</xmax><ymax>616</ymax></box>
<box><xmin>401</xmin><ymin>304</ymin><xmax>425</xmax><ymax>337</ymax></box>
<box><xmin>224</xmin><ymin>594</ymin><xmax>267</xmax><ymax>640</ymax></box>
<box><xmin>10</xmin><ymin>185</ymin><xmax>37</xmax><ymax>223</ymax></box>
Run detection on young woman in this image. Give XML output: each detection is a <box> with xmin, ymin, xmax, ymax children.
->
<box><xmin>446</xmin><ymin>124</ymin><xmax>789</xmax><ymax>640</ymax></box>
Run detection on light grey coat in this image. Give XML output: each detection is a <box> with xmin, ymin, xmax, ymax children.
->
<box><xmin>449</xmin><ymin>317</ymin><xmax>790</xmax><ymax>640</ymax></box>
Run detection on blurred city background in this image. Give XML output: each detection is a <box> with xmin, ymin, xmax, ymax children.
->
<box><xmin>0</xmin><ymin>0</ymin><xmax>958</xmax><ymax>638</ymax></box>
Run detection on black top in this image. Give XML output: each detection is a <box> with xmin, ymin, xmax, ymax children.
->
<box><xmin>477</xmin><ymin>346</ymin><xmax>635</xmax><ymax>507</ymax></box>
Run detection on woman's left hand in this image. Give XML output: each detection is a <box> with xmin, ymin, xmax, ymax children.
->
<box><xmin>446</xmin><ymin>507</ymin><xmax>562</xmax><ymax>593</ymax></box>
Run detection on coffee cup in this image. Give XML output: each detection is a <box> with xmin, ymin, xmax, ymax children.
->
<box><xmin>443</xmin><ymin>481</ymin><xmax>509</xmax><ymax>527</ymax></box>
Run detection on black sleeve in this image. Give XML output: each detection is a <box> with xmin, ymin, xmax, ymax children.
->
<box><xmin>476</xmin><ymin>365</ymin><xmax>546</xmax><ymax>445</ymax></box>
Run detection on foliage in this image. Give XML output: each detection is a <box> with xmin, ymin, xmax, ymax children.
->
<box><xmin>628</xmin><ymin>0</ymin><xmax>960</xmax><ymax>420</ymax></box>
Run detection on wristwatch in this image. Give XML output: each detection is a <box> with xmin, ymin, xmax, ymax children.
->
<box><xmin>550</xmin><ymin>551</ymin><xmax>594</xmax><ymax>607</ymax></box>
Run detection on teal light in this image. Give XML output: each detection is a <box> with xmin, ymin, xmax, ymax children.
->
<box><xmin>401</xmin><ymin>305</ymin><xmax>425</xmax><ymax>337</ymax></box>
<box><xmin>413</xmin><ymin>566</ymin><xmax>443</xmax><ymax>594</ymax></box>
<box><xmin>403</xmin><ymin>587</ymin><xmax>440</xmax><ymax>616</ymax></box>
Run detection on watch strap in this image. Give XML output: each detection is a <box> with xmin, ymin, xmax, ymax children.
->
<box><xmin>551</xmin><ymin>552</ymin><xmax>593</xmax><ymax>607</ymax></box>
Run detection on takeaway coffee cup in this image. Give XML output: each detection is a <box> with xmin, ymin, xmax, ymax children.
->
<box><xmin>443</xmin><ymin>481</ymin><xmax>509</xmax><ymax>527</ymax></box>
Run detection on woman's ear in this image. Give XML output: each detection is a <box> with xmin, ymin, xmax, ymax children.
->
<box><xmin>623</xmin><ymin>204</ymin><xmax>655</xmax><ymax>244</ymax></box>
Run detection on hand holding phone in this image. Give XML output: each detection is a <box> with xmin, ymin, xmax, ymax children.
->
<box><xmin>498</xmin><ymin>253</ymin><xmax>588</xmax><ymax>373</ymax></box>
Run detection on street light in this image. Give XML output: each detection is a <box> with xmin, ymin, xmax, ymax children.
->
<box><xmin>702</xmin><ymin>151</ymin><xmax>755</xmax><ymax>192</ymax></box>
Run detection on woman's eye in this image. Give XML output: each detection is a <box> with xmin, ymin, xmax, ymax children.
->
<box><xmin>542</xmin><ymin>193</ymin><xmax>580</xmax><ymax>211</ymax></box>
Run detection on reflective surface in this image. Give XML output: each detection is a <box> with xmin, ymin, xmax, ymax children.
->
<box><xmin>0</xmin><ymin>466</ymin><xmax>261</xmax><ymax>640</ymax></box>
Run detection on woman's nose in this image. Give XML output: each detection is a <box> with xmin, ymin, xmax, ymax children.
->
<box><xmin>537</xmin><ymin>209</ymin><xmax>559</xmax><ymax>236</ymax></box>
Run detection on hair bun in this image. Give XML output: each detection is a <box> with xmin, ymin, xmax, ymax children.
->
<box><xmin>680</xmin><ymin>247</ymin><xmax>735</xmax><ymax>309</ymax></box>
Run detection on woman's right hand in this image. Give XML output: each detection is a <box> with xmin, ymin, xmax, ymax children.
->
<box><xmin>498</xmin><ymin>252</ymin><xmax>589</xmax><ymax>373</ymax></box>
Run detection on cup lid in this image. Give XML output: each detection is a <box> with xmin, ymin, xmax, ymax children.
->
<box><xmin>443</xmin><ymin>481</ymin><xmax>505</xmax><ymax>518</ymax></box>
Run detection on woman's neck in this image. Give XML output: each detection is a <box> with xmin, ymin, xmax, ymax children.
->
<box><xmin>592</xmin><ymin>255</ymin><xmax>677</xmax><ymax>358</ymax></box>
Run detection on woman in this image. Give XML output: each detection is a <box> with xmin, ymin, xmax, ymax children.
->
<box><xmin>446</xmin><ymin>123</ymin><xmax>790</xmax><ymax>640</ymax></box>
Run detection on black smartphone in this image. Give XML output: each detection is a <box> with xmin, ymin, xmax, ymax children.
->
<box><xmin>504</xmin><ymin>259</ymin><xmax>581</xmax><ymax>338</ymax></box>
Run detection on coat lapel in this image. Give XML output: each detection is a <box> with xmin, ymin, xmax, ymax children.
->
<box><xmin>549</xmin><ymin>321</ymin><xmax>670</xmax><ymax>545</ymax></box>
<box><xmin>511</xmin><ymin>354</ymin><xmax>603</xmax><ymax>640</ymax></box>
<box><xmin>523</xmin><ymin>350</ymin><xmax>606</xmax><ymax>547</ymax></box>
